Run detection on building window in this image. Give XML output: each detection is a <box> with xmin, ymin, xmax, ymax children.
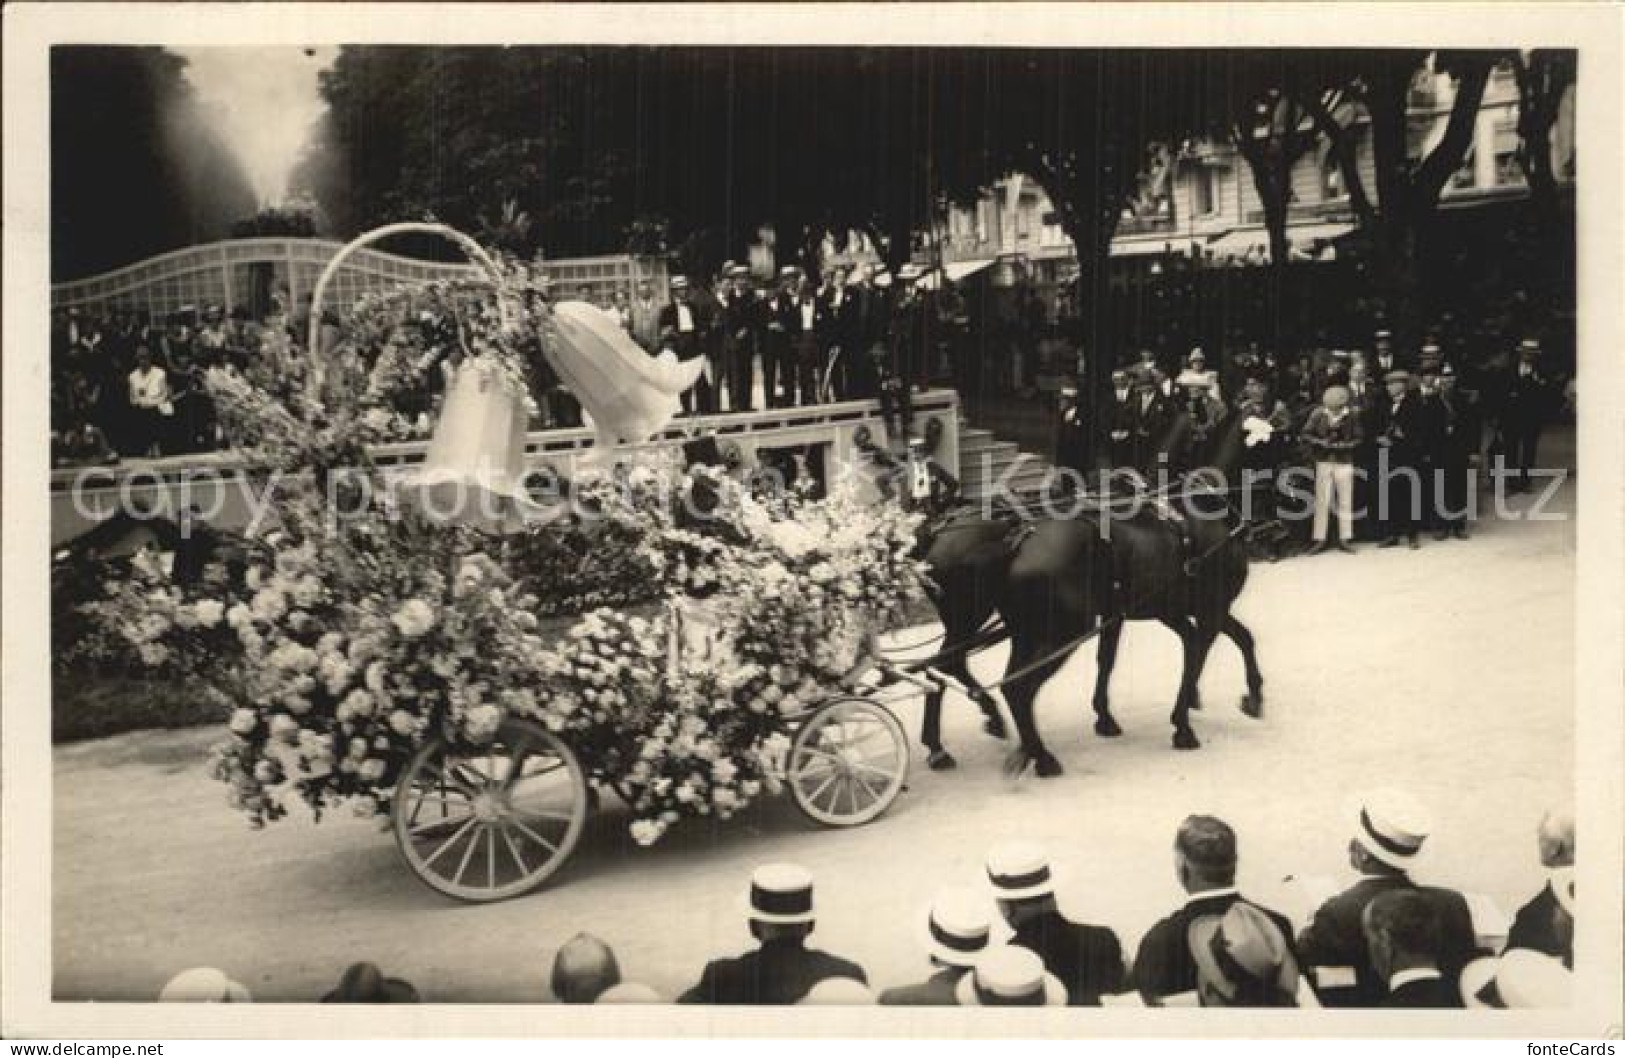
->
<box><xmin>1493</xmin><ymin>121</ymin><xmax>1526</xmax><ymax>187</ymax></box>
<box><xmin>1450</xmin><ymin>147</ymin><xmax>1477</xmax><ymax>191</ymax></box>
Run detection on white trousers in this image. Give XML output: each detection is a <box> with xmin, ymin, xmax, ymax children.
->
<box><xmin>1313</xmin><ymin>461</ymin><xmax>1355</xmax><ymax>542</ymax></box>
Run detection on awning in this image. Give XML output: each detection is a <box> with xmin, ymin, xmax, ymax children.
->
<box><xmin>944</xmin><ymin>258</ymin><xmax>996</xmax><ymax>281</ymax></box>
<box><xmin>1204</xmin><ymin>221</ymin><xmax>1355</xmax><ymax>261</ymax></box>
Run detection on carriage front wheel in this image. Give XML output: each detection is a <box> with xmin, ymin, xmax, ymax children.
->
<box><xmin>788</xmin><ymin>697</ymin><xmax>909</xmax><ymax>827</ymax></box>
<box><xmin>392</xmin><ymin>718</ymin><xmax>588</xmax><ymax>902</ymax></box>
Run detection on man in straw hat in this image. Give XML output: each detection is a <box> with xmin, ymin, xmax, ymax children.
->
<box><xmin>678</xmin><ymin>863</ymin><xmax>866</xmax><ymax>1004</ymax></box>
<box><xmin>1375</xmin><ymin>368</ymin><xmax>1425</xmax><ymax>549</ymax></box>
<box><xmin>659</xmin><ymin>275</ymin><xmax>717</xmax><ymax>415</ymax></box>
<box><xmin>879</xmin><ymin>888</ymin><xmax>1000</xmax><ymax>1005</ymax></box>
<box><xmin>1361</xmin><ymin>889</ymin><xmax>1462</xmax><ymax>1008</ymax></box>
<box><xmin>955</xmin><ymin>946</ymin><xmax>1067</xmax><ymax>1007</ymax></box>
<box><xmin>1297</xmin><ymin>788</ymin><xmax>1482</xmax><ymax>1006</ymax></box>
<box><xmin>1300</xmin><ymin>383</ymin><xmax>1362</xmax><ymax>555</ymax></box>
<box><xmin>1494</xmin><ymin>336</ymin><xmax>1554</xmax><ymax>493</ymax></box>
<box><xmin>1134</xmin><ymin>815</ymin><xmax>1298</xmax><ymax>1006</ymax></box>
<box><xmin>1506</xmin><ymin>808</ymin><xmax>1575</xmax><ymax>967</ymax></box>
<box><xmin>986</xmin><ymin>842</ymin><xmax>1125</xmax><ymax>1006</ymax></box>
<box><xmin>1458</xmin><ymin>948</ymin><xmax>1572</xmax><ymax>1009</ymax></box>
<box><xmin>1188</xmin><ymin>901</ymin><xmax>1302</xmax><ymax>1007</ymax></box>
<box><xmin>157</xmin><ymin>966</ymin><xmax>252</xmax><ymax>1003</ymax></box>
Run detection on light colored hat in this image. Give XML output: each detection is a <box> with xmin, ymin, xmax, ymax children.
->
<box><xmin>800</xmin><ymin>977</ymin><xmax>874</xmax><ymax>1004</ymax></box>
<box><xmin>1350</xmin><ymin>788</ymin><xmax>1433</xmax><ymax>870</ymax></box>
<box><xmin>986</xmin><ymin>841</ymin><xmax>1055</xmax><ymax>901</ymax></box>
<box><xmin>596</xmin><ymin>982</ymin><xmax>663</xmax><ymax>1004</ymax></box>
<box><xmin>670</xmin><ymin>275</ymin><xmax>690</xmax><ymax>289</ymax></box>
<box><xmin>1188</xmin><ymin>902</ymin><xmax>1299</xmax><ymax>1006</ymax></box>
<box><xmin>746</xmin><ymin>863</ymin><xmax>816</xmax><ymax>925</ymax></box>
<box><xmin>1520</xmin><ymin>337</ymin><xmax>1542</xmax><ymax>351</ymax></box>
<box><xmin>1459</xmin><ymin>949</ymin><xmax>1572</xmax><ymax>1008</ymax></box>
<box><xmin>955</xmin><ymin>946</ymin><xmax>1067</xmax><ymax>1007</ymax></box>
<box><xmin>1323</xmin><ymin>385</ymin><xmax>1351</xmax><ymax>409</ymax></box>
<box><xmin>158</xmin><ymin>967</ymin><xmax>252</xmax><ymax>1003</ymax></box>
<box><xmin>1374</xmin><ymin>329</ymin><xmax>1393</xmax><ymax>339</ymax></box>
<box><xmin>1383</xmin><ymin>369</ymin><xmax>1412</xmax><ymax>385</ymax></box>
<box><xmin>921</xmin><ymin>888</ymin><xmax>998</xmax><ymax>968</ymax></box>
<box><xmin>779</xmin><ymin>265</ymin><xmax>803</xmax><ymax>279</ymax></box>
<box><xmin>1176</xmin><ymin>369</ymin><xmax>1213</xmax><ymax>389</ymax></box>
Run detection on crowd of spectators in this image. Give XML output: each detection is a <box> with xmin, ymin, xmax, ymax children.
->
<box><xmin>1053</xmin><ymin>324</ymin><xmax>1570</xmax><ymax>559</ymax></box>
<box><xmin>156</xmin><ymin>792</ymin><xmax>1574</xmax><ymax>1009</ymax></box>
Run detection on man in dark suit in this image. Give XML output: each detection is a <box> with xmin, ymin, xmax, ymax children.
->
<box><xmin>1371</xmin><ymin>329</ymin><xmax>1408</xmax><ymax>376</ymax></box>
<box><xmin>1362</xmin><ymin>890</ymin><xmax>1464</xmax><ymax>1008</ymax></box>
<box><xmin>1495</xmin><ymin>337</ymin><xmax>1554</xmax><ymax>493</ymax></box>
<box><xmin>1375</xmin><ymin>369</ymin><xmax>1426</xmax><ymax>548</ymax></box>
<box><xmin>817</xmin><ymin>266</ymin><xmax>860</xmax><ymax>402</ymax></box>
<box><xmin>658</xmin><ymin>276</ymin><xmax>717</xmax><ymax>415</ymax></box>
<box><xmin>716</xmin><ymin>265</ymin><xmax>759</xmax><ymax>413</ymax></box>
<box><xmin>678</xmin><ymin>863</ymin><xmax>867</xmax><ymax>1005</ymax></box>
<box><xmin>762</xmin><ymin>267</ymin><xmax>804</xmax><ymax>409</ymax></box>
<box><xmin>1128</xmin><ymin>365</ymin><xmax>1177</xmax><ymax>479</ymax></box>
<box><xmin>878</xmin><ymin>889</ymin><xmax>994</xmax><ymax>1006</ymax></box>
<box><xmin>1297</xmin><ymin>788</ymin><xmax>1482</xmax><ymax>1007</ymax></box>
<box><xmin>1106</xmin><ymin>368</ymin><xmax>1136</xmax><ymax>471</ymax></box>
<box><xmin>986</xmin><ymin>842</ymin><xmax>1125</xmax><ymax>1006</ymax></box>
<box><xmin>1346</xmin><ymin>361</ymin><xmax>1382</xmax><ymax>540</ymax></box>
<box><xmin>1423</xmin><ymin>364</ymin><xmax>1481</xmax><ymax>540</ymax></box>
<box><xmin>1505</xmin><ymin>809</ymin><xmax>1574</xmax><ymax>968</ymax></box>
<box><xmin>1134</xmin><ymin>815</ymin><xmax>1299</xmax><ymax>1006</ymax></box>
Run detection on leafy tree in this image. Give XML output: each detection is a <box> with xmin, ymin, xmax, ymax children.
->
<box><xmin>51</xmin><ymin>47</ymin><xmax>257</xmax><ymax>280</ymax></box>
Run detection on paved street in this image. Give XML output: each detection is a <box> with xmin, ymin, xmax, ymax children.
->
<box><xmin>54</xmin><ymin>437</ymin><xmax>1575</xmax><ymax>1003</ymax></box>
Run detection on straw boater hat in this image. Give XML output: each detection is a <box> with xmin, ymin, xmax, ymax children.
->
<box><xmin>1349</xmin><ymin>788</ymin><xmax>1434</xmax><ymax>870</ymax></box>
<box><xmin>1383</xmin><ymin>369</ymin><xmax>1411</xmax><ymax>385</ymax></box>
<box><xmin>955</xmin><ymin>946</ymin><xmax>1067</xmax><ymax>1007</ymax></box>
<box><xmin>1458</xmin><ymin>949</ymin><xmax>1572</xmax><ymax>1009</ymax></box>
<box><xmin>158</xmin><ymin>967</ymin><xmax>252</xmax><ymax>1003</ymax></box>
<box><xmin>800</xmin><ymin>977</ymin><xmax>874</xmax><ymax>1005</ymax></box>
<box><xmin>1187</xmin><ymin>902</ymin><xmax>1299</xmax><ymax>1007</ymax></box>
<box><xmin>745</xmin><ymin>863</ymin><xmax>817</xmax><ymax>926</ymax></box>
<box><xmin>596</xmin><ymin>982</ymin><xmax>663</xmax><ymax>1004</ymax></box>
<box><xmin>920</xmin><ymin>888</ymin><xmax>1001</xmax><ymax>968</ymax></box>
<box><xmin>986</xmin><ymin>841</ymin><xmax>1056</xmax><ymax>901</ymax></box>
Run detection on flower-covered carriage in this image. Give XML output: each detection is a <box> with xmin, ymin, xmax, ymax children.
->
<box><xmin>86</xmin><ymin>225</ymin><xmax>927</xmax><ymax>902</ymax></box>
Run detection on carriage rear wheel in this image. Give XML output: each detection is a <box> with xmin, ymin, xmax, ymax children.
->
<box><xmin>392</xmin><ymin>718</ymin><xmax>588</xmax><ymax>902</ymax></box>
<box><xmin>787</xmin><ymin>696</ymin><xmax>909</xmax><ymax>827</ymax></box>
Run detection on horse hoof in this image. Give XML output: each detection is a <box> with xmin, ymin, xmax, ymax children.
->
<box><xmin>1239</xmin><ymin>694</ymin><xmax>1264</xmax><ymax>719</ymax></box>
<box><xmin>982</xmin><ymin>715</ymin><xmax>1007</xmax><ymax>740</ymax></box>
<box><xmin>1172</xmin><ymin>729</ymin><xmax>1201</xmax><ymax>751</ymax></box>
<box><xmin>1001</xmin><ymin>751</ymin><xmax>1032</xmax><ymax>780</ymax></box>
<box><xmin>1094</xmin><ymin>716</ymin><xmax>1122</xmax><ymax>738</ymax></box>
<box><xmin>927</xmin><ymin>749</ymin><xmax>958</xmax><ymax>771</ymax></box>
<box><xmin>1033</xmin><ymin>752</ymin><xmax>1064</xmax><ymax>778</ymax></box>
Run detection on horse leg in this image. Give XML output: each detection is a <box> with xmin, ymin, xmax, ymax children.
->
<box><xmin>1091</xmin><ymin>619</ymin><xmax>1124</xmax><ymax>737</ymax></box>
<box><xmin>936</xmin><ymin>652</ymin><xmax>1007</xmax><ymax>740</ymax></box>
<box><xmin>1159</xmin><ymin>615</ymin><xmax>1215</xmax><ymax>750</ymax></box>
<box><xmin>1000</xmin><ymin>641</ymin><xmax>1070</xmax><ymax>779</ymax></box>
<box><xmin>1221</xmin><ymin>612</ymin><xmax>1266</xmax><ymax>718</ymax></box>
<box><xmin>919</xmin><ymin>685</ymin><xmax>955</xmax><ymax>771</ymax></box>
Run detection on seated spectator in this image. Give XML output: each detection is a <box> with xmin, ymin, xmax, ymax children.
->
<box><xmin>986</xmin><ymin>842</ymin><xmax>1125</xmax><ymax>1006</ymax></box>
<box><xmin>955</xmin><ymin>946</ymin><xmax>1066</xmax><ymax>1007</ymax></box>
<box><xmin>158</xmin><ymin>967</ymin><xmax>252</xmax><ymax>1002</ymax></box>
<box><xmin>879</xmin><ymin>888</ymin><xmax>999</xmax><ymax>1006</ymax></box>
<box><xmin>1134</xmin><ymin>814</ymin><xmax>1298</xmax><ymax>1007</ymax></box>
<box><xmin>321</xmin><ymin>961</ymin><xmax>420</xmax><ymax>1003</ymax></box>
<box><xmin>53</xmin><ymin>420</ymin><xmax>118</xmax><ymax>468</ymax></box>
<box><xmin>1361</xmin><ymin>890</ymin><xmax>1462</xmax><ymax>1008</ymax></box>
<box><xmin>1506</xmin><ymin>808</ymin><xmax>1575</xmax><ymax>967</ymax></box>
<box><xmin>1459</xmin><ymin>949</ymin><xmax>1572</xmax><ymax>1009</ymax></box>
<box><xmin>596</xmin><ymin>982</ymin><xmax>662</xmax><ymax>1004</ymax></box>
<box><xmin>550</xmin><ymin>932</ymin><xmax>622</xmax><ymax>1004</ymax></box>
<box><xmin>1297</xmin><ymin>789</ymin><xmax>1482</xmax><ymax>1007</ymax></box>
<box><xmin>800</xmin><ymin>978</ymin><xmax>875</xmax><ymax>1005</ymax></box>
<box><xmin>678</xmin><ymin>863</ymin><xmax>866</xmax><ymax>1004</ymax></box>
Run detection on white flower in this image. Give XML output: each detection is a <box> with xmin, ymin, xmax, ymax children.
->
<box><xmin>388</xmin><ymin>709</ymin><xmax>418</xmax><ymax>737</ymax></box>
<box><xmin>463</xmin><ymin>704</ymin><xmax>502</xmax><ymax>742</ymax></box>
<box><xmin>244</xmin><ymin>567</ymin><xmax>263</xmax><ymax>590</ymax></box>
<box><xmin>253</xmin><ymin>761</ymin><xmax>279</xmax><ymax>783</ymax></box>
<box><xmin>250</xmin><ymin>588</ymin><xmax>288</xmax><ymax>624</ymax></box>
<box><xmin>225</xmin><ymin>603</ymin><xmax>253</xmax><ymax>629</ymax></box>
<box><xmin>364</xmin><ymin>662</ymin><xmax>387</xmax><ymax>692</ymax></box>
<box><xmin>391</xmin><ymin>599</ymin><xmax>436</xmax><ymax>638</ymax></box>
<box><xmin>228</xmin><ymin>708</ymin><xmax>258</xmax><ymax>736</ymax></box>
<box><xmin>291</xmin><ymin>575</ymin><xmax>323</xmax><ymax>608</ymax></box>
<box><xmin>342</xmin><ymin>688</ymin><xmax>376</xmax><ymax>718</ymax></box>
<box><xmin>286</xmin><ymin>695</ymin><xmax>313</xmax><ymax>716</ymax></box>
<box><xmin>629</xmin><ymin>819</ymin><xmax>666</xmax><ymax>846</ymax></box>
<box><xmin>358</xmin><ymin>758</ymin><xmax>386</xmax><ymax>782</ymax></box>
<box><xmin>269</xmin><ymin>714</ymin><xmax>300</xmax><ymax>742</ymax></box>
<box><xmin>194</xmin><ymin>600</ymin><xmax>225</xmax><ymax>628</ymax></box>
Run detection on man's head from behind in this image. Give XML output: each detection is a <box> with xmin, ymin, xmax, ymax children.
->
<box><xmin>550</xmin><ymin>932</ymin><xmax>621</xmax><ymax>1004</ymax></box>
<box><xmin>1362</xmin><ymin>890</ymin><xmax>1442</xmax><ymax>982</ymax></box>
<box><xmin>1175</xmin><ymin>815</ymin><xmax>1237</xmax><ymax>895</ymax></box>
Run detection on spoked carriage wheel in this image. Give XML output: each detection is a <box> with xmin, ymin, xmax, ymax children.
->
<box><xmin>788</xmin><ymin>696</ymin><xmax>909</xmax><ymax>827</ymax></box>
<box><xmin>392</xmin><ymin>718</ymin><xmax>588</xmax><ymax>902</ymax></box>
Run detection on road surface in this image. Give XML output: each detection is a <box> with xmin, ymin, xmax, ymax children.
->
<box><xmin>54</xmin><ymin>446</ymin><xmax>1575</xmax><ymax>1003</ymax></box>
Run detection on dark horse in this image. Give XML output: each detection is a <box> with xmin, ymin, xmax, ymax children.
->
<box><xmin>914</xmin><ymin>406</ymin><xmax>1264</xmax><ymax>777</ymax></box>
